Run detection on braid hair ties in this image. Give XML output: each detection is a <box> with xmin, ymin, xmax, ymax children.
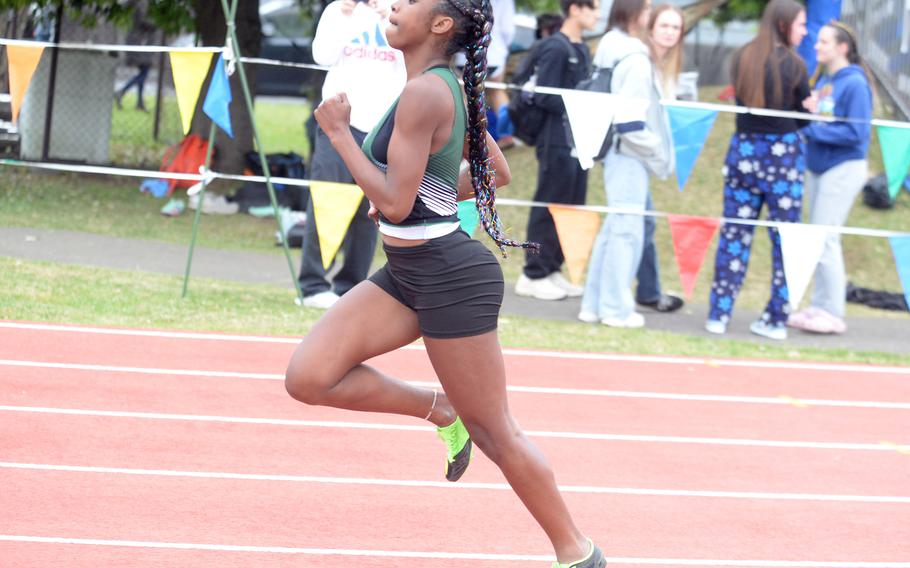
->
<box><xmin>448</xmin><ymin>0</ymin><xmax>540</xmax><ymax>255</ymax></box>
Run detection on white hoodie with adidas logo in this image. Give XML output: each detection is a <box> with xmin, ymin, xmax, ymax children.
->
<box><xmin>313</xmin><ymin>0</ymin><xmax>408</xmax><ymax>133</ymax></box>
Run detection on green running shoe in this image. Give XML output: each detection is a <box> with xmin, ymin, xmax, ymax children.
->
<box><xmin>436</xmin><ymin>416</ymin><xmax>471</xmax><ymax>482</ymax></box>
<box><xmin>551</xmin><ymin>539</ymin><xmax>606</xmax><ymax>568</ymax></box>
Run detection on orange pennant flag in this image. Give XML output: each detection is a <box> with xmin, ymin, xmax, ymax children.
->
<box><xmin>668</xmin><ymin>214</ymin><xmax>720</xmax><ymax>299</ymax></box>
<box><xmin>549</xmin><ymin>205</ymin><xmax>602</xmax><ymax>285</ymax></box>
<box><xmin>7</xmin><ymin>44</ymin><xmax>45</xmax><ymax>123</ymax></box>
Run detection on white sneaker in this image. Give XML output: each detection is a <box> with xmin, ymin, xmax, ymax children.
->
<box><xmin>302</xmin><ymin>291</ymin><xmax>340</xmax><ymax>309</ymax></box>
<box><xmin>548</xmin><ymin>272</ymin><xmax>583</xmax><ymax>297</ymax></box>
<box><xmin>189</xmin><ymin>193</ymin><xmax>239</xmax><ymax>215</ymax></box>
<box><xmin>601</xmin><ymin>312</ymin><xmax>645</xmax><ymax>328</ymax></box>
<box><xmin>515</xmin><ymin>274</ymin><xmax>568</xmax><ymax>301</ymax></box>
<box><xmin>577</xmin><ymin>310</ymin><xmax>599</xmax><ymax>323</ymax></box>
<box><xmin>705</xmin><ymin>319</ymin><xmax>727</xmax><ymax>335</ymax></box>
<box><xmin>750</xmin><ymin>319</ymin><xmax>787</xmax><ymax>340</ymax></box>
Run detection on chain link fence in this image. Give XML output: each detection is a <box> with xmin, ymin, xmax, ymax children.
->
<box><xmin>841</xmin><ymin>0</ymin><xmax>910</xmax><ymax>120</ymax></box>
<box><xmin>1</xmin><ymin>8</ymin><xmax>186</xmax><ymax>170</ymax></box>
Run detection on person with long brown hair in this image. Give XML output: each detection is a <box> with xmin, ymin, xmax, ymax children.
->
<box><xmin>632</xmin><ymin>3</ymin><xmax>687</xmax><ymax>315</ymax></box>
<box><xmin>705</xmin><ymin>0</ymin><xmax>810</xmax><ymax>340</ymax></box>
<box><xmin>788</xmin><ymin>20</ymin><xmax>873</xmax><ymax>334</ymax></box>
<box><xmin>580</xmin><ymin>0</ymin><xmax>677</xmax><ymax>328</ymax></box>
<box><xmin>285</xmin><ymin>0</ymin><xmax>605</xmax><ymax>564</ymax></box>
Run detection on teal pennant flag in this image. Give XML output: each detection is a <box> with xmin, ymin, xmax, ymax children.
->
<box><xmin>457</xmin><ymin>199</ymin><xmax>479</xmax><ymax>237</ymax></box>
<box><xmin>876</xmin><ymin>125</ymin><xmax>910</xmax><ymax>199</ymax></box>
<box><xmin>890</xmin><ymin>236</ymin><xmax>910</xmax><ymax>311</ymax></box>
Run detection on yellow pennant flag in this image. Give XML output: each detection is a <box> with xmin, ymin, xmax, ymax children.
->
<box><xmin>310</xmin><ymin>181</ymin><xmax>365</xmax><ymax>269</ymax></box>
<box><xmin>7</xmin><ymin>44</ymin><xmax>45</xmax><ymax>123</ymax></box>
<box><xmin>549</xmin><ymin>205</ymin><xmax>601</xmax><ymax>285</ymax></box>
<box><xmin>169</xmin><ymin>51</ymin><xmax>213</xmax><ymax>134</ymax></box>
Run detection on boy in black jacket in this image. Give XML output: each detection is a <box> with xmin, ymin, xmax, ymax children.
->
<box><xmin>515</xmin><ymin>0</ymin><xmax>599</xmax><ymax>301</ymax></box>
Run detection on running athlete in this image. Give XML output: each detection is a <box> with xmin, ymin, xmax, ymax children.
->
<box><xmin>284</xmin><ymin>0</ymin><xmax>605</xmax><ymax>565</ymax></box>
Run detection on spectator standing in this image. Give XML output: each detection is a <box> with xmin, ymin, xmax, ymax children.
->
<box><xmin>488</xmin><ymin>0</ymin><xmax>516</xmax><ymax>145</ymax></box>
<box><xmin>536</xmin><ymin>13</ymin><xmax>565</xmax><ymax>39</ymax></box>
<box><xmin>298</xmin><ymin>0</ymin><xmax>407</xmax><ymax>309</ymax></box>
<box><xmin>515</xmin><ymin>0</ymin><xmax>598</xmax><ymax>301</ymax></box>
<box><xmin>705</xmin><ymin>0</ymin><xmax>809</xmax><ymax>340</ymax></box>
<box><xmin>634</xmin><ymin>3</ymin><xmax>685</xmax><ymax>314</ymax></box>
<box><xmin>116</xmin><ymin>2</ymin><xmax>156</xmax><ymax>111</ymax></box>
<box><xmin>579</xmin><ymin>0</ymin><xmax>676</xmax><ymax>328</ymax></box>
<box><xmin>788</xmin><ymin>21</ymin><xmax>873</xmax><ymax>334</ymax></box>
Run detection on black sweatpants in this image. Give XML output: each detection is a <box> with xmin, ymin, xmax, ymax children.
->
<box><xmin>523</xmin><ymin>143</ymin><xmax>588</xmax><ymax>279</ymax></box>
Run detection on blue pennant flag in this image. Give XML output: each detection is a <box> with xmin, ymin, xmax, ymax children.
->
<box><xmin>668</xmin><ymin>106</ymin><xmax>718</xmax><ymax>191</ymax></box>
<box><xmin>203</xmin><ymin>54</ymin><xmax>233</xmax><ymax>138</ymax></box>
<box><xmin>890</xmin><ymin>236</ymin><xmax>910</xmax><ymax>311</ymax></box>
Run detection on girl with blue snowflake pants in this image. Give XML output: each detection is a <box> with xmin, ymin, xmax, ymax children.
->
<box><xmin>704</xmin><ymin>0</ymin><xmax>810</xmax><ymax>340</ymax></box>
<box><xmin>707</xmin><ymin>132</ymin><xmax>805</xmax><ymax>334</ymax></box>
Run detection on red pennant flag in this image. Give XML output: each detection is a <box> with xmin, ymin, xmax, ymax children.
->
<box><xmin>668</xmin><ymin>214</ymin><xmax>720</xmax><ymax>299</ymax></box>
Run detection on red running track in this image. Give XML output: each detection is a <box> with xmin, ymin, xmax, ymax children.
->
<box><xmin>1</xmin><ymin>321</ymin><xmax>909</xmax><ymax>567</ymax></box>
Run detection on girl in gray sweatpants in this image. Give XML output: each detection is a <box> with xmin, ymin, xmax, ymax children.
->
<box><xmin>790</xmin><ymin>21</ymin><xmax>873</xmax><ymax>334</ymax></box>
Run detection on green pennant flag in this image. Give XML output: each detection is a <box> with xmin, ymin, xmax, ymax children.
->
<box><xmin>876</xmin><ymin>125</ymin><xmax>910</xmax><ymax>199</ymax></box>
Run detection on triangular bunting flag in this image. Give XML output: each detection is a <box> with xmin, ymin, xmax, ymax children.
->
<box><xmin>6</xmin><ymin>44</ymin><xmax>45</xmax><ymax>123</ymax></box>
<box><xmin>310</xmin><ymin>181</ymin><xmax>364</xmax><ymax>270</ymax></box>
<box><xmin>778</xmin><ymin>223</ymin><xmax>829</xmax><ymax>308</ymax></box>
<box><xmin>876</xmin><ymin>125</ymin><xmax>910</xmax><ymax>199</ymax></box>
<box><xmin>170</xmin><ymin>51</ymin><xmax>214</xmax><ymax>135</ymax></box>
<box><xmin>202</xmin><ymin>54</ymin><xmax>233</xmax><ymax>138</ymax></box>
<box><xmin>549</xmin><ymin>205</ymin><xmax>601</xmax><ymax>285</ymax></box>
<box><xmin>457</xmin><ymin>199</ymin><xmax>479</xmax><ymax>237</ymax></box>
<box><xmin>667</xmin><ymin>214</ymin><xmax>720</xmax><ymax>299</ymax></box>
<box><xmin>667</xmin><ymin>106</ymin><xmax>718</xmax><ymax>190</ymax></box>
<box><xmin>889</xmin><ymin>236</ymin><xmax>910</xmax><ymax>311</ymax></box>
<box><xmin>562</xmin><ymin>91</ymin><xmax>616</xmax><ymax>170</ymax></box>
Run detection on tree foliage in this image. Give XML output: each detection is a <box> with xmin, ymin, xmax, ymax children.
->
<box><xmin>711</xmin><ymin>0</ymin><xmax>768</xmax><ymax>25</ymax></box>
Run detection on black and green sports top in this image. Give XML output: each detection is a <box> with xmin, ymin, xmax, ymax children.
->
<box><xmin>362</xmin><ymin>65</ymin><xmax>467</xmax><ymax>236</ymax></box>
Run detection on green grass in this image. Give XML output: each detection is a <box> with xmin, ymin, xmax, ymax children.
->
<box><xmin>2</xmin><ymin>255</ymin><xmax>907</xmax><ymax>366</ymax></box>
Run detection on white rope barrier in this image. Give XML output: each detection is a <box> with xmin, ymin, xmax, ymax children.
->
<box><xmin>0</xmin><ymin>38</ymin><xmax>223</xmax><ymax>53</ymax></box>
<box><xmin>3</xmin><ymin>158</ymin><xmax>907</xmax><ymax>239</ymax></box>
<box><xmin>2</xmin><ymin>38</ymin><xmax>909</xmax><ymax>128</ymax></box>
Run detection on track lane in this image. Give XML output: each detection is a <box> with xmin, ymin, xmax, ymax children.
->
<box><xmin>2</xmin><ymin>412</ymin><xmax>909</xmax><ymax>497</ymax></box>
<box><xmin>4</xmin><ymin>367</ymin><xmax>909</xmax><ymax>446</ymax></box>
<box><xmin>3</xmin><ymin>324</ymin><xmax>910</xmax><ymax>402</ymax></box>
<box><xmin>3</xmin><ymin>469</ymin><xmax>909</xmax><ymax>561</ymax></box>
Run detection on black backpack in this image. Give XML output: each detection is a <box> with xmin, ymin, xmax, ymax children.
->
<box><xmin>507</xmin><ymin>34</ymin><xmax>579</xmax><ymax>146</ymax></box>
<box><xmin>564</xmin><ymin>52</ymin><xmax>643</xmax><ymax>161</ymax></box>
<box><xmin>862</xmin><ymin>173</ymin><xmax>895</xmax><ymax>210</ymax></box>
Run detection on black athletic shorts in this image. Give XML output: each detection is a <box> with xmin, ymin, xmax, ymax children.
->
<box><xmin>368</xmin><ymin>229</ymin><xmax>504</xmax><ymax>339</ymax></box>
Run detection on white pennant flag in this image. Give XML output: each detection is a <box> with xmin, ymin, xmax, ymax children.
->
<box><xmin>562</xmin><ymin>90</ymin><xmax>616</xmax><ymax>170</ymax></box>
<box><xmin>778</xmin><ymin>223</ymin><xmax>829</xmax><ymax>308</ymax></box>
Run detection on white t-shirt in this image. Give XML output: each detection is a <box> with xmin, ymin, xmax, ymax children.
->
<box><xmin>487</xmin><ymin>0</ymin><xmax>515</xmax><ymax>73</ymax></box>
<box><xmin>312</xmin><ymin>0</ymin><xmax>407</xmax><ymax>132</ymax></box>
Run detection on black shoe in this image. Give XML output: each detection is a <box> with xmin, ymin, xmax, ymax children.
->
<box><xmin>552</xmin><ymin>540</ymin><xmax>606</xmax><ymax>568</ymax></box>
<box><xmin>637</xmin><ymin>294</ymin><xmax>684</xmax><ymax>313</ymax></box>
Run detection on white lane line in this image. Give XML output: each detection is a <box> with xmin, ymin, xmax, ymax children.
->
<box><xmin>0</xmin><ymin>321</ymin><xmax>301</xmax><ymax>344</ymax></box>
<box><xmin>0</xmin><ymin>359</ymin><xmax>279</xmax><ymax>380</ymax></box>
<box><xmin>2</xmin><ymin>321</ymin><xmax>908</xmax><ymax>375</ymax></box>
<box><xmin>2</xmin><ymin>405</ymin><xmax>905</xmax><ymax>453</ymax></box>
<box><xmin>4</xmin><ymin>359</ymin><xmax>909</xmax><ymax>410</ymax></box>
<box><xmin>3</xmin><ymin>461</ymin><xmax>909</xmax><ymax>504</ymax></box>
<box><xmin>0</xmin><ymin>536</ymin><xmax>908</xmax><ymax>566</ymax></box>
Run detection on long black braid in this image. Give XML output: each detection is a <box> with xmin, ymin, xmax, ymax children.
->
<box><xmin>437</xmin><ymin>0</ymin><xmax>539</xmax><ymax>255</ymax></box>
